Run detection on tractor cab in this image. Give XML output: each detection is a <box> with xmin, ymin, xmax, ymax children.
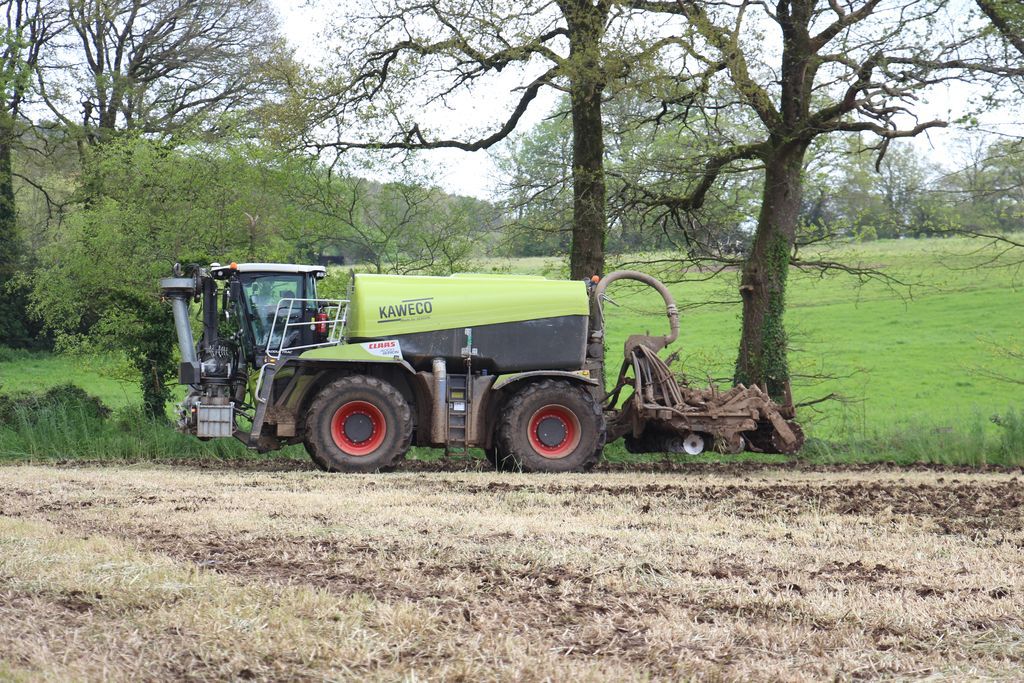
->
<box><xmin>211</xmin><ymin>263</ymin><xmax>335</xmax><ymax>365</ymax></box>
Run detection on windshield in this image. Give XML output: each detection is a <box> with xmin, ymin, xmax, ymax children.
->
<box><xmin>240</xmin><ymin>274</ymin><xmax>306</xmax><ymax>347</ymax></box>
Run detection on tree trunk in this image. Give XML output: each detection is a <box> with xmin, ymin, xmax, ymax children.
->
<box><xmin>565</xmin><ymin>1</ymin><xmax>607</xmax><ymax>280</ymax></box>
<box><xmin>0</xmin><ymin>115</ymin><xmax>17</xmax><ymax>274</ymax></box>
<box><xmin>133</xmin><ymin>299</ymin><xmax>177</xmax><ymax>420</ymax></box>
<box><xmin>569</xmin><ymin>85</ymin><xmax>606</xmax><ymax>279</ymax></box>
<box><xmin>734</xmin><ymin>142</ymin><xmax>808</xmax><ymax>401</ymax></box>
<box><xmin>0</xmin><ymin>114</ymin><xmax>32</xmax><ymax>347</ymax></box>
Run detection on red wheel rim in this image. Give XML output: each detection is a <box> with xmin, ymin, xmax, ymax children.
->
<box><xmin>330</xmin><ymin>400</ymin><xmax>386</xmax><ymax>456</ymax></box>
<box><xmin>527</xmin><ymin>404</ymin><xmax>581</xmax><ymax>459</ymax></box>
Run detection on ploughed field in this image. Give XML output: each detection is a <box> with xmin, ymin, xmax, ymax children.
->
<box><xmin>1</xmin><ymin>464</ymin><xmax>1022</xmax><ymax>681</ymax></box>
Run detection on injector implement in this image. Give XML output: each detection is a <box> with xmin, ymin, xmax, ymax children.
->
<box><xmin>160</xmin><ymin>263</ymin><xmax>803</xmax><ymax>472</ymax></box>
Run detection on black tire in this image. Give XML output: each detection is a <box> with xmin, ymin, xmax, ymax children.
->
<box><xmin>303</xmin><ymin>375</ymin><xmax>413</xmax><ymax>473</ymax></box>
<box><xmin>495</xmin><ymin>380</ymin><xmax>605</xmax><ymax>473</ymax></box>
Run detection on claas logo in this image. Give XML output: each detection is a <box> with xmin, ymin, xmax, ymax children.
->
<box><xmin>378</xmin><ymin>298</ymin><xmax>433</xmax><ymax>322</ymax></box>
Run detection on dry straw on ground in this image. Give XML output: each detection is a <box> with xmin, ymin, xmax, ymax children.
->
<box><xmin>0</xmin><ymin>465</ymin><xmax>1021</xmax><ymax>681</ymax></box>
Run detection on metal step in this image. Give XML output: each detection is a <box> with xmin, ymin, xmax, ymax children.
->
<box><xmin>248</xmin><ymin>362</ymin><xmax>277</xmax><ymax>447</ymax></box>
<box><xmin>446</xmin><ymin>374</ymin><xmax>470</xmax><ymax>456</ymax></box>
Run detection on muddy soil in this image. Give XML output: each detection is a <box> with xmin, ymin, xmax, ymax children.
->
<box><xmin>2</xmin><ymin>464</ymin><xmax>1022</xmax><ymax>680</ymax></box>
<box><xmin>51</xmin><ymin>455</ymin><xmax>1024</xmax><ymax>475</ymax></box>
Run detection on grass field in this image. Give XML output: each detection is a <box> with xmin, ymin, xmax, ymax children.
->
<box><xmin>0</xmin><ymin>236</ymin><xmax>1021</xmax><ymax>463</ymax></box>
<box><xmin>0</xmin><ymin>347</ymin><xmax>137</xmax><ymax>409</ymax></box>
<box><xmin>593</xmin><ymin>238</ymin><xmax>1023</xmax><ymax>440</ymax></box>
<box><xmin>0</xmin><ymin>464</ymin><xmax>1021</xmax><ymax>680</ymax></box>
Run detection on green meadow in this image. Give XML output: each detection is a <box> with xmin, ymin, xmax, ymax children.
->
<box><xmin>2</xmin><ymin>236</ymin><xmax>1022</xmax><ymax>464</ymax></box>
<box><xmin>597</xmin><ymin>238</ymin><xmax>1023</xmax><ymax>441</ymax></box>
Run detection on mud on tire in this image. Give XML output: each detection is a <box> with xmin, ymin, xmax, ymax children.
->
<box><xmin>304</xmin><ymin>375</ymin><xmax>413</xmax><ymax>473</ymax></box>
<box><xmin>495</xmin><ymin>380</ymin><xmax>605</xmax><ymax>473</ymax></box>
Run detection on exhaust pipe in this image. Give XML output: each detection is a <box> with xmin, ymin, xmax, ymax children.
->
<box><xmin>200</xmin><ymin>272</ymin><xmax>218</xmax><ymax>352</ymax></box>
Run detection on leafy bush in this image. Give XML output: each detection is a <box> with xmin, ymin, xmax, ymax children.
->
<box><xmin>993</xmin><ymin>410</ymin><xmax>1024</xmax><ymax>462</ymax></box>
<box><xmin>0</xmin><ymin>383</ymin><xmax>111</xmax><ymax>426</ymax></box>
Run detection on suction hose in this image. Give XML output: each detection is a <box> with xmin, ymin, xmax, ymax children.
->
<box><xmin>159</xmin><ymin>277</ymin><xmax>199</xmax><ymax>365</ymax></box>
<box><xmin>592</xmin><ymin>270</ymin><xmax>680</xmax><ymax>352</ymax></box>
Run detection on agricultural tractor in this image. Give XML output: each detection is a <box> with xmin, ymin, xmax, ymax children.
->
<box><xmin>160</xmin><ymin>263</ymin><xmax>803</xmax><ymax>472</ymax></box>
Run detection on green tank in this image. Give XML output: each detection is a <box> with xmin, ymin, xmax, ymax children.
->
<box><xmin>347</xmin><ymin>273</ymin><xmax>590</xmax><ymax>373</ymax></box>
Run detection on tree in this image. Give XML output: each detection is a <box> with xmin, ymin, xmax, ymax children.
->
<box><xmin>497</xmin><ymin>89</ymin><xmax>762</xmax><ymax>261</ymax></box>
<box><xmin>908</xmin><ymin>1</ymin><xmax>1024</xmax><ymax>260</ymax></box>
<box><xmin>801</xmin><ymin>139</ymin><xmax>937</xmax><ymax>240</ymax></box>
<box><xmin>0</xmin><ymin>0</ymin><xmax>61</xmax><ymax>347</ymax></box>
<box><xmin>616</xmin><ymin>0</ymin><xmax>964</xmax><ymax>399</ymax></box>
<box><xmin>495</xmin><ymin>112</ymin><xmax>574</xmax><ymax>258</ymax></box>
<box><xmin>37</xmin><ymin>0</ymin><xmax>286</xmax><ymax>148</ymax></box>
<box><xmin>932</xmin><ymin>138</ymin><xmax>1024</xmax><ymax>265</ymax></box>
<box><xmin>290</xmin><ymin>166</ymin><xmax>483</xmax><ymax>275</ymax></box>
<box><xmin>311</xmin><ymin>0</ymin><xmax>696</xmax><ymax>279</ymax></box>
<box><xmin>976</xmin><ymin>0</ymin><xmax>1024</xmax><ymax>60</ymax></box>
<box><xmin>26</xmin><ymin>136</ymin><xmax>306</xmax><ymax>416</ymax></box>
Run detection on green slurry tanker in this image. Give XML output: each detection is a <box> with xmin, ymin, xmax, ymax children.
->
<box><xmin>160</xmin><ymin>264</ymin><xmax>803</xmax><ymax>472</ymax></box>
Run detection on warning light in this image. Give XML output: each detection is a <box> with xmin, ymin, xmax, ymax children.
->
<box><xmin>590</xmin><ymin>275</ymin><xmax>600</xmax><ymax>283</ymax></box>
<box><xmin>229</xmin><ymin>262</ymin><xmax>238</xmax><ymax>270</ymax></box>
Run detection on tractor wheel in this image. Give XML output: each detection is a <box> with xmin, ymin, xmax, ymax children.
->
<box><xmin>495</xmin><ymin>380</ymin><xmax>605</xmax><ymax>473</ymax></box>
<box><xmin>304</xmin><ymin>375</ymin><xmax>413</xmax><ymax>473</ymax></box>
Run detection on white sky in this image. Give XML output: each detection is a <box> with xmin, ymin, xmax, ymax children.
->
<box><xmin>271</xmin><ymin>0</ymin><xmax>1020</xmax><ymax>200</ymax></box>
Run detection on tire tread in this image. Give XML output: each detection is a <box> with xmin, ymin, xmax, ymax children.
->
<box><xmin>495</xmin><ymin>379</ymin><xmax>605</xmax><ymax>473</ymax></box>
<box><xmin>304</xmin><ymin>375</ymin><xmax>413</xmax><ymax>473</ymax></box>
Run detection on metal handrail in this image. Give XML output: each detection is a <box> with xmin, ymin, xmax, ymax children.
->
<box><xmin>255</xmin><ymin>297</ymin><xmax>349</xmax><ymax>405</ymax></box>
<box><xmin>265</xmin><ymin>297</ymin><xmax>349</xmax><ymax>360</ymax></box>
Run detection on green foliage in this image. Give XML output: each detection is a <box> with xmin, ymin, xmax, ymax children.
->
<box><xmin>497</xmin><ymin>91</ymin><xmax>763</xmax><ymax>259</ymax></box>
<box><xmin>993</xmin><ymin>410</ymin><xmax>1024</xmax><ymax>460</ymax></box>
<box><xmin>25</xmin><ymin>135</ymin><xmax>302</xmax><ymax>417</ymax></box>
<box><xmin>800</xmin><ymin>139</ymin><xmax>941</xmax><ymax>241</ymax></box>
<box><xmin>800</xmin><ymin>136</ymin><xmax>1024</xmax><ymax>241</ymax></box>
<box><xmin>495</xmin><ymin>113</ymin><xmax>573</xmax><ymax>257</ymax></box>
<box><xmin>937</xmin><ymin>139</ymin><xmax>1024</xmax><ymax>235</ymax></box>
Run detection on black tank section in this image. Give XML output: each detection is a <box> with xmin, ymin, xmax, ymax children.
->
<box><xmin>349</xmin><ymin>315</ymin><xmax>588</xmax><ymax>373</ymax></box>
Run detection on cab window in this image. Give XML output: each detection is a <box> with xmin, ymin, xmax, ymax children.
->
<box><xmin>240</xmin><ymin>274</ymin><xmax>306</xmax><ymax>347</ymax></box>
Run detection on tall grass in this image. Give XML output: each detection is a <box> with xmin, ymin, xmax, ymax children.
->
<box><xmin>804</xmin><ymin>410</ymin><xmax>1024</xmax><ymax>466</ymax></box>
<box><xmin>1</xmin><ymin>386</ymin><xmax>1019</xmax><ymax>468</ymax></box>
<box><xmin>0</xmin><ymin>385</ymin><xmax>304</xmax><ymax>462</ymax></box>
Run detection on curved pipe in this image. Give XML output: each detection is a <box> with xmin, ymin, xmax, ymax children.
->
<box><xmin>592</xmin><ymin>270</ymin><xmax>680</xmax><ymax>349</ymax></box>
